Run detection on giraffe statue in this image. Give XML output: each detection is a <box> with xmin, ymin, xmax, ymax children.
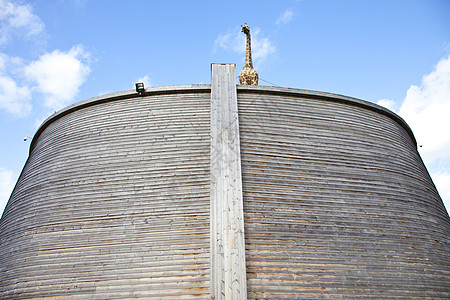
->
<box><xmin>239</xmin><ymin>23</ymin><xmax>258</xmax><ymax>85</ymax></box>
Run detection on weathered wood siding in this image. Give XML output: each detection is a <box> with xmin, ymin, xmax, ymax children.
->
<box><xmin>0</xmin><ymin>86</ymin><xmax>211</xmax><ymax>299</ymax></box>
<box><xmin>237</xmin><ymin>86</ymin><xmax>450</xmax><ymax>299</ymax></box>
<box><xmin>1</xmin><ymin>81</ymin><xmax>449</xmax><ymax>299</ymax></box>
<box><xmin>210</xmin><ymin>64</ymin><xmax>247</xmax><ymax>299</ymax></box>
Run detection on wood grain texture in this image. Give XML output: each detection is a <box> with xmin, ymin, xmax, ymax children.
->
<box><xmin>1</xmin><ymin>87</ymin><xmax>211</xmax><ymax>299</ymax></box>
<box><xmin>237</xmin><ymin>86</ymin><xmax>450</xmax><ymax>299</ymax></box>
<box><xmin>1</xmin><ymin>83</ymin><xmax>449</xmax><ymax>299</ymax></box>
<box><xmin>210</xmin><ymin>64</ymin><xmax>247</xmax><ymax>299</ymax></box>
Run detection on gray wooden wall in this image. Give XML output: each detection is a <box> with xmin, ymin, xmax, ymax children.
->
<box><xmin>0</xmin><ymin>86</ymin><xmax>212</xmax><ymax>298</ymax></box>
<box><xmin>1</xmin><ymin>82</ymin><xmax>449</xmax><ymax>299</ymax></box>
<box><xmin>237</xmin><ymin>86</ymin><xmax>450</xmax><ymax>299</ymax></box>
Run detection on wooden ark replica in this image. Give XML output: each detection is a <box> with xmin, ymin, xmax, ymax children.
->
<box><xmin>1</xmin><ymin>64</ymin><xmax>449</xmax><ymax>299</ymax></box>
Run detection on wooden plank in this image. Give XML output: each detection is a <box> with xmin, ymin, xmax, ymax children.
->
<box><xmin>237</xmin><ymin>90</ymin><xmax>450</xmax><ymax>299</ymax></box>
<box><xmin>0</xmin><ymin>89</ymin><xmax>212</xmax><ymax>299</ymax></box>
<box><xmin>210</xmin><ymin>64</ymin><xmax>247</xmax><ymax>299</ymax></box>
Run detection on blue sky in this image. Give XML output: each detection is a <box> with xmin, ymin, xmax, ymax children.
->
<box><xmin>1</xmin><ymin>0</ymin><xmax>450</xmax><ymax>215</ymax></box>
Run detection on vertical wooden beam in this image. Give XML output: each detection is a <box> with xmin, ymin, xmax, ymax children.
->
<box><xmin>210</xmin><ymin>64</ymin><xmax>247</xmax><ymax>299</ymax></box>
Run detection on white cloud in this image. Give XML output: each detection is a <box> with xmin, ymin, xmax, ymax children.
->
<box><xmin>214</xmin><ymin>26</ymin><xmax>276</xmax><ymax>68</ymax></box>
<box><xmin>251</xmin><ymin>28</ymin><xmax>276</xmax><ymax>64</ymax></box>
<box><xmin>0</xmin><ymin>53</ymin><xmax>5</xmax><ymax>69</ymax></box>
<box><xmin>432</xmin><ymin>171</ymin><xmax>450</xmax><ymax>213</ymax></box>
<box><xmin>0</xmin><ymin>75</ymin><xmax>31</xmax><ymax>116</ymax></box>
<box><xmin>276</xmin><ymin>9</ymin><xmax>295</xmax><ymax>25</ymax></box>
<box><xmin>0</xmin><ymin>0</ymin><xmax>44</xmax><ymax>45</ymax></box>
<box><xmin>0</xmin><ymin>3</ymin><xmax>91</xmax><ymax>114</ymax></box>
<box><xmin>25</xmin><ymin>45</ymin><xmax>91</xmax><ymax>110</ymax></box>
<box><xmin>377</xmin><ymin>99</ymin><xmax>396</xmax><ymax>111</ymax></box>
<box><xmin>0</xmin><ymin>168</ymin><xmax>16</xmax><ymax>216</ymax></box>
<box><xmin>0</xmin><ymin>52</ymin><xmax>26</xmax><ymax>77</ymax></box>
<box><xmin>215</xmin><ymin>31</ymin><xmax>245</xmax><ymax>54</ymax></box>
<box><xmin>397</xmin><ymin>55</ymin><xmax>450</xmax><ymax>212</ymax></box>
<box><xmin>399</xmin><ymin>55</ymin><xmax>450</xmax><ymax>164</ymax></box>
<box><xmin>136</xmin><ymin>75</ymin><xmax>151</xmax><ymax>88</ymax></box>
<box><xmin>0</xmin><ymin>52</ymin><xmax>31</xmax><ymax>116</ymax></box>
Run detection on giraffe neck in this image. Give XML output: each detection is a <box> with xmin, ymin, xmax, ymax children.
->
<box><xmin>244</xmin><ymin>32</ymin><xmax>253</xmax><ymax>68</ymax></box>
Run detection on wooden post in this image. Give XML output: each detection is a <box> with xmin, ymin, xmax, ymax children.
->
<box><xmin>210</xmin><ymin>64</ymin><xmax>247</xmax><ymax>299</ymax></box>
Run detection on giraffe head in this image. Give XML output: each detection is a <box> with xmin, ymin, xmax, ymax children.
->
<box><xmin>241</xmin><ymin>23</ymin><xmax>250</xmax><ymax>35</ymax></box>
